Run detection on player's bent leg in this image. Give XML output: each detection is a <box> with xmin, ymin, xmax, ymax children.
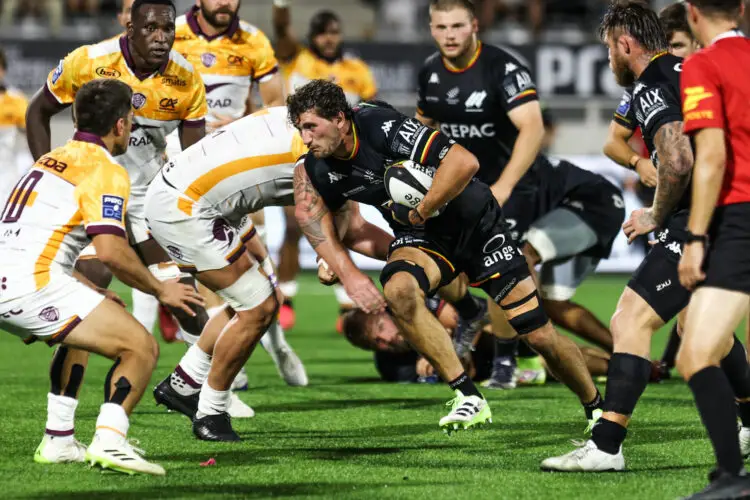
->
<box><xmin>61</xmin><ymin>299</ymin><xmax>164</xmax><ymax>476</ymax></box>
<box><xmin>191</xmin><ymin>255</ymin><xmax>278</xmax><ymax>441</ymax></box>
<box><xmin>381</xmin><ymin>247</ymin><xmax>490</xmax><ymax>433</ymax></box>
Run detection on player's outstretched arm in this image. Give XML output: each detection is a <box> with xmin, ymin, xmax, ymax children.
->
<box><xmin>604</xmin><ymin>120</ymin><xmax>657</xmax><ymax>187</ymax></box>
<box><xmin>339</xmin><ymin>201</ymin><xmax>393</xmax><ymax>261</ymax></box>
<box><xmin>258</xmin><ymin>73</ymin><xmax>286</xmax><ymax>108</ymax></box>
<box><xmin>418</xmin><ymin>144</ymin><xmax>479</xmax><ymax>219</ymax></box>
<box><xmin>293</xmin><ymin>164</ymin><xmax>385</xmax><ymax>313</ymax></box>
<box><xmin>651</xmin><ymin>121</ymin><xmax>694</xmax><ymax>225</ymax></box>
<box><xmin>92</xmin><ymin>234</ymin><xmax>205</xmax><ymax>317</ymax></box>
<box><xmin>272</xmin><ymin>0</ymin><xmax>299</xmax><ymax>62</ymax></box>
<box><xmin>25</xmin><ymin>87</ymin><xmax>68</xmax><ymax>160</ymax></box>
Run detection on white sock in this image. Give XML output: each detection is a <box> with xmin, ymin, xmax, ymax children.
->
<box><xmin>131</xmin><ymin>288</ymin><xmax>159</xmax><ymax>334</ymax></box>
<box><xmin>196</xmin><ymin>382</ymin><xmax>230</xmax><ymax>419</ymax></box>
<box><xmin>279</xmin><ymin>281</ymin><xmax>298</xmax><ymax>299</ymax></box>
<box><xmin>45</xmin><ymin>393</ymin><xmax>77</xmax><ymax>441</ymax></box>
<box><xmin>172</xmin><ymin>344</ymin><xmax>211</xmax><ymax>396</ymax></box>
<box><xmin>260</xmin><ymin>321</ymin><xmax>289</xmax><ymax>353</ymax></box>
<box><xmin>333</xmin><ymin>284</ymin><xmax>354</xmax><ymax>307</ymax></box>
<box><xmin>94</xmin><ymin>403</ymin><xmax>129</xmax><ymax>444</ymax></box>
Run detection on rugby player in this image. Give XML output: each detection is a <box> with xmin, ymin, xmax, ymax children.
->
<box><xmin>289</xmin><ymin>80</ymin><xmax>602</xmax><ymax>432</ymax></box>
<box><xmin>166</xmin><ymin>0</ymin><xmax>306</xmax><ymax>396</ymax></box>
<box><xmin>145</xmin><ymin>106</ymin><xmax>393</xmax><ymax>440</ymax></box>
<box><xmin>25</xmin><ymin>0</ymin><xmax>210</xmax><ymax>461</ymax></box>
<box><xmin>542</xmin><ymin>1</ymin><xmax>750</xmax><ymax>472</ymax></box>
<box><xmin>416</xmin><ymin>0</ymin><xmax>623</xmax><ymax>389</ymax></box>
<box><xmin>272</xmin><ymin>0</ymin><xmax>378</xmax><ymax>330</ymax></box>
<box><xmin>603</xmin><ymin>1</ymin><xmax>701</xmax><ymax>379</ymax></box>
<box><xmin>677</xmin><ymin>1</ymin><xmax>750</xmax><ymax>496</ymax></box>
<box><xmin>1</xmin><ymin>79</ymin><xmax>203</xmax><ymax>474</ymax></box>
<box><xmin>0</xmin><ymin>47</ymin><xmax>28</xmax><ymax>203</ymax></box>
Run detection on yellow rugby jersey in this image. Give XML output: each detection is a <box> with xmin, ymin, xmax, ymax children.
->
<box><xmin>45</xmin><ymin>36</ymin><xmax>207</xmax><ymax>201</ymax></box>
<box><xmin>161</xmin><ymin>106</ymin><xmax>305</xmax><ymax>219</ymax></box>
<box><xmin>281</xmin><ymin>47</ymin><xmax>377</xmax><ymax>106</ymax></box>
<box><xmin>0</xmin><ymin>87</ymin><xmax>28</xmax><ymax>196</ymax></box>
<box><xmin>174</xmin><ymin>7</ymin><xmax>279</xmax><ymax>124</ymax></box>
<box><xmin>0</xmin><ymin>132</ymin><xmax>130</xmax><ymax>295</ymax></box>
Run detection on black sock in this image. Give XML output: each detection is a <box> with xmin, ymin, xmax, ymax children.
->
<box><xmin>719</xmin><ymin>336</ymin><xmax>750</xmax><ymax>428</ymax></box>
<box><xmin>688</xmin><ymin>366</ymin><xmax>744</xmax><ymax>476</ymax></box>
<box><xmin>448</xmin><ymin>372</ymin><xmax>482</xmax><ymax>398</ymax></box>
<box><xmin>592</xmin><ymin>418</ymin><xmax>627</xmax><ymax>455</ymax></box>
<box><xmin>583</xmin><ymin>389</ymin><xmax>603</xmax><ymax>421</ymax></box>
<box><xmin>517</xmin><ymin>338</ymin><xmax>537</xmax><ymax>358</ymax></box>
<box><xmin>602</xmin><ymin>353</ymin><xmax>651</xmax><ymax>416</ymax></box>
<box><xmin>452</xmin><ymin>293</ymin><xmax>482</xmax><ymax>320</ymax></box>
<box><xmin>660</xmin><ymin>323</ymin><xmax>681</xmax><ymax>368</ymax></box>
<box><xmin>283</xmin><ymin>298</ymin><xmax>293</xmax><ymax>307</ymax></box>
<box><xmin>494</xmin><ymin>338</ymin><xmax>518</xmax><ymax>358</ymax></box>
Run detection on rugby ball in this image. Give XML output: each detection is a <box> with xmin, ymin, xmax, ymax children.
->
<box><xmin>384</xmin><ymin>160</ymin><xmax>442</xmax><ymax>216</ymax></box>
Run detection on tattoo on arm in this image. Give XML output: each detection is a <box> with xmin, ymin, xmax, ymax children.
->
<box><xmin>293</xmin><ymin>164</ymin><xmax>330</xmax><ymax>249</ymax></box>
<box><xmin>652</xmin><ymin>121</ymin><xmax>694</xmax><ymax>224</ymax></box>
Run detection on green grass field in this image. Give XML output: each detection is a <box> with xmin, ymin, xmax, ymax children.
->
<box><xmin>0</xmin><ymin>274</ymin><xmax>728</xmax><ymax>499</ymax></box>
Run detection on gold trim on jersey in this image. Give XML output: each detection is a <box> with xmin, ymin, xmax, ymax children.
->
<box><xmin>34</xmin><ymin>211</ymin><xmax>83</xmax><ymax>290</ymax></box>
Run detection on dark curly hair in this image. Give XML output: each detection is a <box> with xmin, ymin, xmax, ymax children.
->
<box><xmin>75</xmin><ymin>79</ymin><xmax>133</xmax><ymax>136</ymax></box>
<box><xmin>286</xmin><ymin>79</ymin><xmax>353</xmax><ymax>127</ymax></box>
<box><xmin>599</xmin><ymin>1</ymin><xmax>668</xmax><ymax>53</ymax></box>
<box><xmin>685</xmin><ymin>0</ymin><xmax>743</xmax><ymax>19</ymax></box>
<box><xmin>659</xmin><ymin>2</ymin><xmax>693</xmax><ymax>41</ymax></box>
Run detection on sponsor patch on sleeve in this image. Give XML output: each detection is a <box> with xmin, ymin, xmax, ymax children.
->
<box><xmin>51</xmin><ymin>60</ymin><xmax>64</xmax><ymax>84</ymax></box>
<box><xmin>616</xmin><ymin>93</ymin><xmax>631</xmax><ymax>117</ymax></box>
<box><xmin>101</xmin><ymin>195</ymin><xmax>124</xmax><ymax>222</ymax></box>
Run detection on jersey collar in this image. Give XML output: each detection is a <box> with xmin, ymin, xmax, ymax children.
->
<box><xmin>186</xmin><ymin>6</ymin><xmax>239</xmax><ymax>41</ymax></box>
<box><xmin>442</xmin><ymin>41</ymin><xmax>482</xmax><ymax>74</ymax></box>
<box><xmin>119</xmin><ymin>36</ymin><xmax>168</xmax><ymax>81</ymax></box>
<box><xmin>334</xmin><ymin>123</ymin><xmax>359</xmax><ymax>161</ymax></box>
<box><xmin>711</xmin><ymin>29</ymin><xmax>744</xmax><ymax>45</ymax></box>
<box><xmin>73</xmin><ymin>131</ymin><xmax>107</xmax><ymax>149</ymax></box>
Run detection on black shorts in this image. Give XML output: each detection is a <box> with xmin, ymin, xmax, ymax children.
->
<box><xmin>386</xmin><ymin>198</ymin><xmax>528</xmax><ymax>294</ymax></box>
<box><xmin>561</xmin><ymin>180</ymin><xmax>626</xmax><ymax>259</ymax></box>
<box><xmin>627</xmin><ymin>215</ymin><xmax>691</xmax><ymax>323</ymax></box>
<box><xmin>701</xmin><ymin>203</ymin><xmax>750</xmax><ymax>294</ymax></box>
<box><xmin>499</xmin><ymin>182</ymin><xmax>540</xmax><ymax>243</ymax></box>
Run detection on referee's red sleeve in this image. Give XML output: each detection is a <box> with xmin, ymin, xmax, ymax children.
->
<box><xmin>681</xmin><ymin>54</ymin><xmax>724</xmax><ymax>134</ymax></box>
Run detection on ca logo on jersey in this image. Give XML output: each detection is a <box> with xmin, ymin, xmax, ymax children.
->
<box><xmin>465</xmin><ymin>91</ymin><xmax>487</xmax><ymax>112</ymax></box>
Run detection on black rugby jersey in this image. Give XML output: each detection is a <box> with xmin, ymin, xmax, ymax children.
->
<box><xmin>616</xmin><ymin>53</ymin><xmax>691</xmax><ymax>221</ymax></box>
<box><xmin>304</xmin><ymin>102</ymin><xmax>496</xmax><ymax>234</ymax></box>
<box><xmin>416</xmin><ymin>42</ymin><xmax>539</xmax><ymax>186</ymax></box>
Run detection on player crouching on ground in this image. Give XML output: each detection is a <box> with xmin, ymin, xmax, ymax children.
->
<box><xmin>0</xmin><ymin>80</ymin><xmax>204</xmax><ymax>475</ymax></box>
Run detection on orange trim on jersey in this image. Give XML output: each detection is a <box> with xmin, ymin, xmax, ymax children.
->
<box><xmin>184</xmin><ymin>152</ymin><xmax>297</xmax><ymax>202</ymax></box>
<box><xmin>34</xmin><ymin>211</ymin><xmax>83</xmax><ymax>290</ymax></box>
<box><xmin>470</xmin><ymin>272</ymin><xmax>501</xmax><ymax>287</ymax></box>
<box><xmin>443</xmin><ymin>41</ymin><xmax>482</xmax><ymax>74</ymax></box>
<box><xmin>48</xmin><ymin>315</ymin><xmax>81</xmax><ymax>344</ymax></box>
<box><xmin>177</xmin><ymin>197</ymin><xmax>194</xmax><ymax>216</ymax></box>
<box><xmin>346</xmin><ymin>124</ymin><xmax>360</xmax><ymax>160</ymax></box>
<box><xmin>509</xmin><ymin>89</ymin><xmax>537</xmax><ymax>102</ymax></box>
<box><xmin>419</xmin><ymin>131</ymin><xmax>439</xmax><ymax>164</ymax></box>
<box><xmin>250</xmin><ymin>108</ymin><xmax>271</xmax><ymax>117</ymax></box>
<box><xmin>254</xmin><ymin>65</ymin><xmax>279</xmax><ymax>81</ymax></box>
<box><xmin>418</xmin><ymin>246</ymin><xmax>455</xmax><ymax>273</ymax></box>
<box><xmin>650</xmin><ymin>51</ymin><xmax>668</xmax><ymax>62</ymax></box>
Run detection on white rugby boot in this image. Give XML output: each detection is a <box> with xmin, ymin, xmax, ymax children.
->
<box><xmin>267</xmin><ymin>345</ymin><xmax>308</xmax><ymax>387</ymax></box>
<box><xmin>85</xmin><ymin>435</ymin><xmax>165</xmax><ymax>476</ymax></box>
<box><xmin>228</xmin><ymin>392</ymin><xmax>255</xmax><ymax>418</ymax></box>
<box><xmin>739</xmin><ymin>426</ymin><xmax>750</xmax><ymax>458</ymax></box>
<box><xmin>34</xmin><ymin>435</ymin><xmax>87</xmax><ymax>464</ymax></box>
<box><xmin>438</xmin><ymin>391</ymin><xmax>492</xmax><ymax>434</ymax></box>
<box><xmin>230</xmin><ymin>367</ymin><xmax>249</xmax><ymax>391</ymax></box>
<box><xmin>541</xmin><ymin>439</ymin><xmax>625</xmax><ymax>472</ymax></box>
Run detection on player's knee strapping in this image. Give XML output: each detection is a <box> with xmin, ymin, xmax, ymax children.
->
<box><xmin>501</xmin><ymin>290</ymin><xmax>549</xmax><ymax>335</ymax></box>
<box><xmin>602</xmin><ymin>353</ymin><xmax>651</xmax><ymax>416</ymax></box>
<box><xmin>104</xmin><ymin>357</ymin><xmax>121</xmax><ymax>402</ymax></box>
<box><xmin>63</xmin><ymin>364</ymin><xmax>85</xmax><ymax>399</ymax></box>
<box><xmin>379</xmin><ymin>260</ymin><xmax>431</xmax><ymax>296</ymax></box>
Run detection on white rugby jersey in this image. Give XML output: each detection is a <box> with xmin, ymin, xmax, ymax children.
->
<box><xmin>160</xmin><ymin>106</ymin><xmax>306</xmax><ymax>219</ymax></box>
<box><xmin>45</xmin><ymin>36</ymin><xmax>207</xmax><ymax>201</ymax></box>
<box><xmin>0</xmin><ymin>132</ymin><xmax>130</xmax><ymax>297</ymax></box>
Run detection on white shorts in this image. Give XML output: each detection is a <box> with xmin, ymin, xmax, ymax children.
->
<box><xmin>145</xmin><ymin>175</ymin><xmax>255</xmax><ymax>273</ymax></box>
<box><xmin>77</xmin><ymin>243</ymin><xmax>98</xmax><ymax>260</ymax></box>
<box><xmin>0</xmin><ymin>274</ymin><xmax>104</xmax><ymax>345</ymax></box>
<box><xmin>126</xmin><ymin>188</ymin><xmax>152</xmax><ymax>245</ymax></box>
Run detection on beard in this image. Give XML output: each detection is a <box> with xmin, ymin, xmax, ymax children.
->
<box><xmin>112</xmin><ymin>141</ymin><xmax>127</xmax><ymax>157</ymax></box>
<box><xmin>612</xmin><ymin>54</ymin><xmax>636</xmax><ymax>87</ymax></box>
<box><xmin>200</xmin><ymin>2</ymin><xmax>238</xmax><ymax>29</ymax></box>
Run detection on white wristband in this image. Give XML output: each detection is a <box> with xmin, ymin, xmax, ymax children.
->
<box><xmin>273</xmin><ymin>0</ymin><xmax>289</xmax><ymax>7</ymax></box>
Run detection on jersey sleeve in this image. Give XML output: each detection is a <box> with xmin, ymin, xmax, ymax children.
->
<box><xmin>303</xmin><ymin>155</ymin><xmax>347</xmax><ymax>211</ymax></box>
<box><xmin>45</xmin><ymin>46</ymin><xmax>89</xmax><ymax>106</ymax></box>
<box><xmin>250</xmin><ymin>30</ymin><xmax>280</xmax><ymax>83</ymax></box>
<box><xmin>497</xmin><ymin>60</ymin><xmax>539</xmax><ymax>112</ymax></box>
<box><xmin>415</xmin><ymin>63</ymin><xmax>430</xmax><ymax>118</ymax></box>
<box><xmin>613</xmin><ymin>89</ymin><xmax>637</xmax><ymax>130</ymax></box>
<box><xmin>76</xmin><ymin>163</ymin><xmax>131</xmax><ymax>238</ymax></box>
<box><xmin>181</xmin><ymin>71</ymin><xmax>207</xmax><ymax>127</ymax></box>
<box><xmin>358</xmin><ymin>104</ymin><xmax>455</xmax><ymax>167</ymax></box>
<box><xmin>639</xmin><ymin>83</ymin><xmax>683</xmax><ymax>140</ymax></box>
<box><xmin>682</xmin><ymin>53</ymin><xmax>724</xmax><ymax>134</ymax></box>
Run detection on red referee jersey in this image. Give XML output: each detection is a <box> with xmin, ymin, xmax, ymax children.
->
<box><xmin>681</xmin><ymin>31</ymin><xmax>750</xmax><ymax>206</ymax></box>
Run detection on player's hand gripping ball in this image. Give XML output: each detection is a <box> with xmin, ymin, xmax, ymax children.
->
<box><xmin>384</xmin><ymin>160</ymin><xmax>443</xmax><ymax>217</ymax></box>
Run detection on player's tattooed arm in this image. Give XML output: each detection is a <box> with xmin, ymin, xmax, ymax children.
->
<box><xmin>293</xmin><ymin>163</ymin><xmax>331</xmax><ymax>249</ymax></box>
<box><xmin>651</xmin><ymin>121</ymin><xmax>694</xmax><ymax>225</ymax></box>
